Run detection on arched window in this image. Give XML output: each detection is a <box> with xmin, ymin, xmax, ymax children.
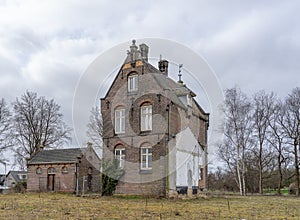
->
<box><xmin>128</xmin><ymin>73</ymin><xmax>138</xmax><ymax>92</ymax></box>
<box><xmin>48</xmin><ymin>167</ymin><xmax>56</xmax><ymax>174</ymax></box>
<box><xmin>140</xmin><ymin>143</ymin><xmax>152</xmax><ymax>170</ymax></box>
<box><xmin>115</xmin><ymin>106</ymin><xmax>125</xmax><ymax>134</ymax></box>
<box><xmin>114</xmin><ymin>145</ymin><xmax>125</xmax><ymax>168</ymax></box>
<box><xmin>141</xmin><ymin>103</ymin><xmax>152</xmax><ymax>131</ymax></box>
<box><xmin>36</xmin><ymin>167</ymin><xmax>42</xmax><ymax>174</ymax></box>
<box><xmin>61</xmin><ymin>166</ymin><xmax>68</xmax><ymax>174</ymax></box>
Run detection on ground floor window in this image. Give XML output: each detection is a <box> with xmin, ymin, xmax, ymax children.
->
<box><xmin>141</xmin><ymin>145</ymin><xmax>152</xmax><ymax>170</ymax></box>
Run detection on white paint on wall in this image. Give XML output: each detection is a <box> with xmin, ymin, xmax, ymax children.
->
<box><xmin>174</xmin><ymin>127</ymin><xmax>204</xmax><ymax>188</ymax></box>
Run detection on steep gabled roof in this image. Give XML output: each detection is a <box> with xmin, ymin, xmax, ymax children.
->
<box><xmin>28</xmin><ymin>148</ymin><xmax>85</xmax><ymax>165</ymax></box>
<box><xmin>7</xmin><ymin>171</ymin><xmax>27</xmax><ymax>182</ymax></box>
<box><xmin>101</xmin><ymin>40</ymin><xmax>209</xmax><ymax>119</ymax></box>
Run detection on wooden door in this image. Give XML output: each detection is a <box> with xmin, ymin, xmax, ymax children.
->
<box><xmin>47</xmin><ymin>174</ymin><xmax>55</xmax><ymax>191</ymax></box>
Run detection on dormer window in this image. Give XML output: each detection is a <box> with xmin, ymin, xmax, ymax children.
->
<box><xmin>178</xmin><ymin>94</ymin><xmax>193</xmax><ymax>107</ymax></box>
<box><xmin>128</xmin><ymin>74</ymin><xmax>138</xmax><ymax>92</ymax></box>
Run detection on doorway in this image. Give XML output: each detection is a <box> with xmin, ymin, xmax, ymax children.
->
<box><xmin>47</xmin><ymin>174</ymin><xmax>55</xmax><ymax>191</ymax></box>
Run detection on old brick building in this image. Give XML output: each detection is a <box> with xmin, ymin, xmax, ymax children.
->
<box><xmin>27</xmin><ymin>143</ymin><xmax>101</xmax><ymax>193</ymax></box>
<box><xmin>101</xmin><ymin>40</ymin><xmax>209</xmax><ymax>197</ymax></box>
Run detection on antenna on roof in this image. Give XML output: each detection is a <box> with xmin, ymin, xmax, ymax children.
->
<box><xmin>178</xmin><ymin>64</ymin><xmax>183</xmax><ymax>84</ymax></box>
<box><xmin>159</xmin><ymin>54</ymin><xmax>162</xmax><ymax>61</ymax></box>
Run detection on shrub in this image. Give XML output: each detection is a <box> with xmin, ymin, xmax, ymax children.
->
<box><xmin>101</xmin><ymin>159</ymin><xmax>124</xmax><ymax>196</ymax></box>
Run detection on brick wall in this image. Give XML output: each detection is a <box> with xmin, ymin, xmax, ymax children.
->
<box><xmin>101</xmin><ymin>59</ymin><xmax>209</xmax><ymax>195</ymax></box>
<box><xmin>27</xmin><ymin>163</ymin><xmax>76</xmax><ymax>192</ymax></box>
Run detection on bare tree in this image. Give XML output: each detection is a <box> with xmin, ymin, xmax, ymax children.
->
<box><xmin>0</xmin><ymin>98</ymin><xmax>12</xmax><ymax>165</ymax></box>
<box><xmin>220</xmin><ymin>87</ymin><xmax>252</xmax><ymax>195</ymax></box>
<box><xmin>267</xmin><ymin>101</ymin><xmax>288</xmax><ymax>195</ymax></box>
<box><xmin>12</xmin><ymin>91</ymin><xmax>71</xmax><ymax>165</ymax></box>
<box><xmin>252</xmin><ymin>91</ymin><xmax>275</xmax><ymax>194</ymax></box>
<box><xmin>279</xmin><ymin>87</ymin><xmax>300</xmax><ymax>196</ymax></box>
<box><xmin>0</xmin><ymin>99</ymin><xmax>11</xmax><ymax>149</ymax></box>
<box><xmin>86</xmin><ymin>106</ymin><xmax>103</xmax><ymax>149</ymax></box>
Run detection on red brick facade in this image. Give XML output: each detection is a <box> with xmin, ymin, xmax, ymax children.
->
<box><xmin>27</xmin><ymin>146</ymin><xmax>101</xmax><ymax>193</ymax></box>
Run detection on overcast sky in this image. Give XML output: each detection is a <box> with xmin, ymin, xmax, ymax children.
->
<box><xmin>1</xmin><ymin>0</ymin><xmax>299</xmax><ymax>172</ymax></box>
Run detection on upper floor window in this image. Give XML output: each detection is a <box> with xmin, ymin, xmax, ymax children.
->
<box><xmin>128</xmin><ymin>74</ymin><xmax>138</xmax><ymax>92</ymax></box>
<box><xmin>141</xmin><ymin>105</ymin><xmax>152</xmax><ymax>131</ymax></box>
<box><xmin>115</xmin><ymin>147</ymin><xmax>125</xmax><ymax>169</ymax></box>
<box><xmin>141</xmin><ymin>144</ymin><xmax>152</xmax><ymax>170</ymax></box>
<box><xmin>115</xmin><ymin>108</ymin><xmax>125</xmax><ymax>134</ymax></box>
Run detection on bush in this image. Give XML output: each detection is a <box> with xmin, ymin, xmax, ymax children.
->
<box><xmin>101</xmin><ymin>159</ymin><xmax>124</xmax><ymax>196</ymax></box>
<box><xmin>13</xmin><ymin>181</ymin><xmax>27</xmax><ymax>193</ymax></box>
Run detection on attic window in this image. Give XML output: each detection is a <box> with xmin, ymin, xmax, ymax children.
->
<box><xmin>179</xmin><ymin>94</ymin><xmax>192</xmax><ymax>107</ymax></box>
<box><xmin>128</xmin><ymin>74</ymin><xmax>138</xmax><ymax>92</ymax></box>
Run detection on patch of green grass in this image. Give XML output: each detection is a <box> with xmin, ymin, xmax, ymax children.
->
<box><xmin>0</xmin><ymin>193</ymin><xmax>300</xmax><ymax>219</ymax></box>
<box><xmin>263</xmin><ymin>187</ymin><xmax>290</xmax><ymax>195</ymax></box>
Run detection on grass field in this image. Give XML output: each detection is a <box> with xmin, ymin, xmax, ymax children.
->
<box><xmin>1</xmin><ymin>193</ymin><xmax>300</xmax><ymax>219</ymax></box>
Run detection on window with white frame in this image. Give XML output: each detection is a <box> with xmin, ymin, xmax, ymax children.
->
<box><xmin>141</xmin><ymin>145</ymin><xmax>152</xmax><ymax>170</ymax></box>
<box><xmin>115</xmin><ymin>108</ymin><xmax>125</xmax><ymax>134</ymax></box>
<box><xmin>128</xmin><ymin>74</ymin><xmax>138</xmax><ymax>92</ymax></box>
<box><xmin>141</xmin><ymin>105</ymin><xmax>152</xmax><ymax>131</ymax></box>
<box><xmin>115</xmin><ymin>148</ymin><xmax>125</xmax><ymax>168</ymax></box>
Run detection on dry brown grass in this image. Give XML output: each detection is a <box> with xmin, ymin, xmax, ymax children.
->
<box><xmin>0</xmin><ymin>193</ymin><xmax>300</xmax><ymax>219</ymax></box>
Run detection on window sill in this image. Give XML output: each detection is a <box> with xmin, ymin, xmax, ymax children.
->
<box><xmin>115</xmin><ymin>133</ymin><xmax>126</xmax><ymax>137</ymax></box>
<box><xmin>139</xmin><ymin>130</ymin><xmax>152</xmax><ymax>135</ymax></box>
<box><xmin>140</xmin><ymin>169</ymin><xmax>152</xmax><ymax>174</ymax></box>
<box><xmin>127</xmin><ymin>91</ymin><xmax>138</xmax><ymax>95</ymax></box>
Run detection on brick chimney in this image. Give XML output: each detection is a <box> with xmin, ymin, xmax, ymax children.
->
<box><xmin>158</xmin><ymin>59</ymin><xmax>168</xmax><ymax>76</ymax></box>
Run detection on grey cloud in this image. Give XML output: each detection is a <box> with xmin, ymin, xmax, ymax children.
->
<box><xmin>0</xmin><ymin>0</ymin><xmax>300</xmax><ymax>172</ymax></box>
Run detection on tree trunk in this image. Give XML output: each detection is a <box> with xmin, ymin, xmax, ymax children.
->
<box><xmin>277</xmin><ymin>152</ymin><xmax>282</xmax><ymax>195</ymax></box>
<box><xmin>294</xmin><ymin>142</ymin><xmax>299</xmax><ymax>196</ymax></box>
<box><xmin>237</xmin><ymin>145</ymin><xmax>243</xmax><ymax>196</ymax></box>
<box><xmin>242</xmin><ymin>159</ymin><xmax>246</xmax><ymax>196</ymax></box>
<box><xmin>237</xmin><ymin>158</ymin><xmax>243</xmax><ymax>196</ymax></box>
<box><xmin>259</xmin><ymin>143</ymin><xmax>263</xmax><ymax>195</ymax></box>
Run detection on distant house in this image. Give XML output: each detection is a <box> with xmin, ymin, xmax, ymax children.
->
<box><xmin>0</xmin><ymin>174</ymin><xmax>5</xmax><ymax>186</ymax></box>
<box><xmin>101</xmin><ymin>40</ymin><xmax>209</xmax><ymax>197</ymax></box>
<box><xmin>27</xmin><ymin>143</ymin><xmax>101</xmax><ymax>193</ymax></box>
<box><xmin>6</xmin><ymin>171</ymin><xmax>27</xmax><ymax>188</ymax></box>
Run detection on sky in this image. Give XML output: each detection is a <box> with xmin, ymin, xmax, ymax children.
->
<box><xmin>0</xmin><ymin>0</ymin><xmax>300</xmax><ymax>172</ymax></box>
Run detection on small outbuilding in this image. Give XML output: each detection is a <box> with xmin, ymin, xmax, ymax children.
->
<box><xmin>27</xmin><ymin>143</ymin><xmax>101</xmax><ymax>193</ymax></box>
<box><xmin>6</xmin><ymin>170</ymin><xmax>27</xmax><ymax>188</ymax></box>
